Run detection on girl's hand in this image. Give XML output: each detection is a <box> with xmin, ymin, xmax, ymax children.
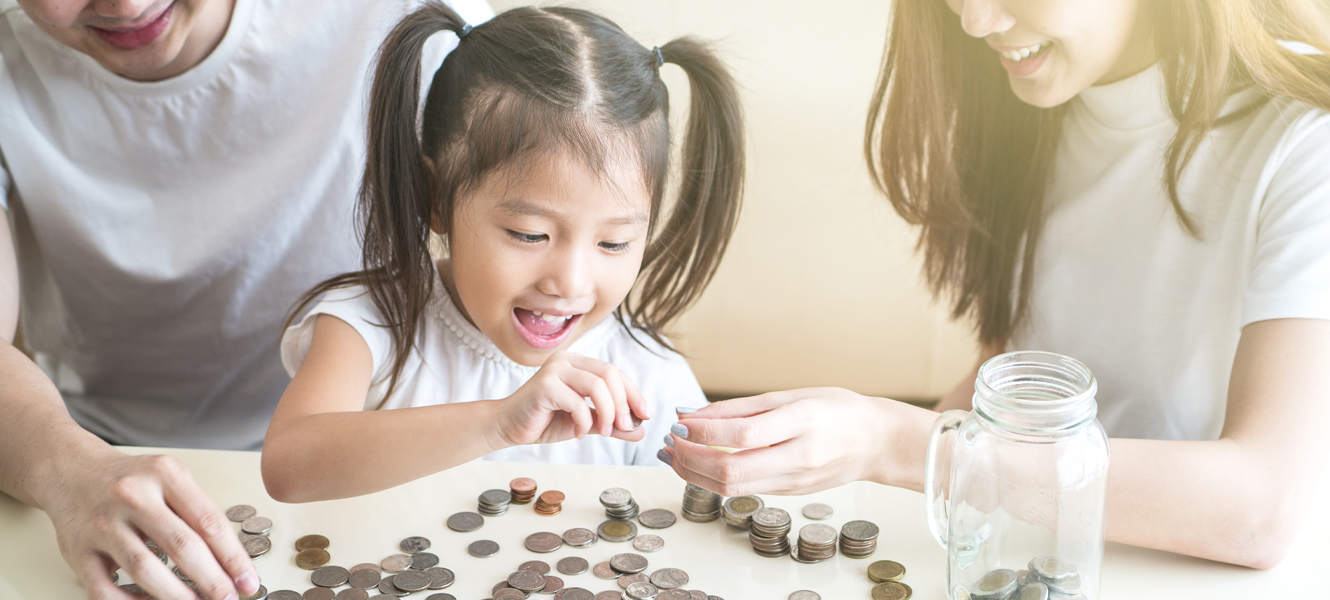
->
<box><xmin>493</xmin><ymin>351</ymin><xmax>651</xmax><ymax>448</ymax></box>
<box><xmin>659</xmin><ymin>388</ymin><xmax>938</xmax><ymax>496</ymax></box>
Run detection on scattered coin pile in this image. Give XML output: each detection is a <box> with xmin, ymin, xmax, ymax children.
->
<box><xmin>535</xmin><ymin>490</ymin><xmax>566</xmax><ymax>516</ymax></box>
<box><xmin>748</xmin><ymin>507</ymin><xmax>793</xmax><ymax>557</ymax></box>
<box><xmin>680</xmin><ymin>483</ymin><xmax>723</xmax><ymax>523</ymax></box>
<box><xmin>228</xmin><ymin>504</ymin><xmax>275</xmax><ymax>560</ymax></box>
<box><xmin>839</xmin><ymin>520</ymin><xmax>881</xmax><ymax>558</ymax></box>
<box><xmin>600</xmin><ymin>487</ymin><xmax>641</xmax><ymax>519</ymax></box>
<box><xmin>478</xmin><ymin>489</ymin><xmax>513</xmax><ymax>516</ymax></box>
<box><xmin>509</xmin><ymin>477</ymin><xmax>538</xmax><ymax>504</ymax></box>
<box><xmin>795</xmin><ymin>524</ymin><xmax>838</xmax><ymax>562</ymax></box>
<box><xmin>868</xmin><ymin>560</ymin><xmax>911</xmax><ymax>600</ymax></box>
<box><xmin>721</xmin><ymin>495</ymin><xmax>764</xmax><ymax>529</ymax></box>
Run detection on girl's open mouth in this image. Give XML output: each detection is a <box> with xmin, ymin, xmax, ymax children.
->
<box><xmin>513</xmin><ymin>308</ymin><xmax>582</xmax><ymax>350</ymax></box>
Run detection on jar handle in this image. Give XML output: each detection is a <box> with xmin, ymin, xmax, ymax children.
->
<box><xmin>924</xmin><ymin>410</ymin><xmax>968</xmax><ymax>550</ymax></box>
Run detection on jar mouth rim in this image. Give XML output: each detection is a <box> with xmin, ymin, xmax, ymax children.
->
<box><xmin>976</xmin><ymin>351</ymin><xmax>1098</xmax><ymax>413</ymax></box>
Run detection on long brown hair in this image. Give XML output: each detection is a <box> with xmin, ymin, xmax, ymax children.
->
<box><xmin>865</xmin><ymin>0</ymin><xmax>1330</xmax><ymax>345</ymax></box>
<box><xmin>289</xmin><ymin>2</ymin><xmax>744</xmax><ymax>395</ymax></box>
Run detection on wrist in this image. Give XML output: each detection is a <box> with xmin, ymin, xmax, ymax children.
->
<box><xmin>871</xmin><ymin>398</ymin><xmax>936</xmax><ymax>492</ymax></box>
<box><xmin>29</xmin><ymin>432</ymin><xmax>120</xmax><ymax>511</ymax></box>
<box><xmin>479</xmin><ymin>399</ymin><xmax>516</xmax><ymax>454</ymax></box>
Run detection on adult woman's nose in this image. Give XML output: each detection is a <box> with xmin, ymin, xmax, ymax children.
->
<box><xmin>954</xmin><ymin>0</ymin><xmax>1018</xmax><ymax>39</ymax></box>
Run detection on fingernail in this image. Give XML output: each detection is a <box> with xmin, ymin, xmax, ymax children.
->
<box><xmin>675</xmin><ymin>406</ymin><xmax>698</xmax><ymax>414</ymax></box>
<box><xmin>657</xmin><ymin>448</ymin><xmax>673</xmax><ymax>465</ymax></box>
<box><xmin>663</xmin><ymin>435</ymin><xmax>675</xmax><ymax>449</ymax></box>
<box><xmin>236</xmin><ymin>571</ymin><xmax>259</xmax><ymax>594</ymax></box>
<box><xmin>670</xmin><ymin>423</ymin><xmax>689</xmax><ymax>439</ymax></box>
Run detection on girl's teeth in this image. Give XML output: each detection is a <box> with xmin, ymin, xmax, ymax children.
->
<box><xmin>1003</xmin><ymin>42</ymin><xmax>1046</xmax><ymax>62</ymax></box>
<box><xmin>541</xmin><ymin>314</ymin><xmax>557</xmax><ymax>322</ymax></box>
<box><xmin>533</xmin><ymin>311</ymin><xmax>543</xmax><ymax>316</ymax></box>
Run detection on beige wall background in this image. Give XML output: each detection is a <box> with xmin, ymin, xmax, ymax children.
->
<box><xmin>488</xmin><ymin>0</ymin><xmax>980</xmax><ymax>401</ymax></box>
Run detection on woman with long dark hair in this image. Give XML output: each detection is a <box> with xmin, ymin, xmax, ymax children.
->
<box><xmin>661</xmin><ymin>0</ymin><xmax>1330</xmax><ymax>567</ymax></box>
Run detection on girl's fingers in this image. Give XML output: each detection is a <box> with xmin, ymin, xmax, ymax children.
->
<box><xmin>665</xmin><ymin>440</ymin><xmax>838</xmax><ymax>497</ymax></box>
<box><xmin>160</xmin><ymin>471</ymin><xmax>258</xmax><ymax>597</ymax></box>
<box><xmin>568</xmin><ymin>355</ymin><xmax>635</xmax><ymax>431</ymax></box>
<box><xmin>621</xmin><ymin>373</ymin><xmax>650</xmax><ymax>423</ymax></box>
<box><xmin>675</xmin><ymin>405</ymin><xmax>804</xmax><ymax>450</ymax></box>
<box><xmin>561</xmin><ymin>367</ymin><xmax>617</xmax><ymax>437</ymax></box>
<box><xmin>547</xmin><ymin>378</ymin><xmax>595</xmax><ymax>439</ymax></box>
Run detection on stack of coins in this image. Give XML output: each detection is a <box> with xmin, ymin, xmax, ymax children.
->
<box><xmin>748</xmin><ymin>507</ymin><xmax>792</xmax><ymax>557</ymax></box>
<box><xmin>1027</xmin><ymin>556</ymin><xmax>1081</xmax><ymax>598</ymax></box>
<box><xmin>535</xmin><ymin>490</ymin><xmax>566</xmax><ymax>516</ymax></box>
<box><xmin>227</xmin><ymin>504</ymin><xmax>274</xmax><ymax>560</ymax></box>
<box><xmin>681</xmin><ymin>483</ymin><xmax>723</xmax><ymax>523</ymax></box>
<box><xmin>562</xmin><ymin>527</ymin><xmax>599</xmax><ymax>549</ymax></box>
<box><xmin>839</xmin><ymin>520</ymin><xmax>880</xmax><ymax>558</ymax></box>
<box><xmin>600</xmin><ymin>488</ymin><xmax>640</xmax><ymax>520</ymax></box>
<box><xmin>510</xmin><ymin>478</ymin><xmax>538</xmax><ymax>504</ymax></box>
<box><xmin>478</xmin><ymin>489</ymin><xmax>512</xmax><ymax>516</ymax></box>
<box><xmin>721</xmin><ymin>495</ymin><xmax>764</xmax><ymax>529</ymax></box>
<box><xmin>796</xmin><ymin>524</ymin><xmax>838</xmax><ymax>562</ymax></box>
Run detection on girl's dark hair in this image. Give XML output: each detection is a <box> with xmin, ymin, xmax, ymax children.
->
<box><xmin>289</xmin><ymin>2</ymin><xmax>744</xmax><ymax>395</ymax></box>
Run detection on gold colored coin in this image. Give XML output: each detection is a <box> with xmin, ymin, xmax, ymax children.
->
<box><xmin>867</xmin><ymin>560</ymin><xmax>906</xmax><ymax>583</ymax></box>
<box><xmin>296</xmin><ymin>548</ymin><xmax>331</xmax><ymax>570</ymax></box>
<box><xmin>729</xmin><ymin>497</ymin><xmax>760</xmax><ymax>513</ymax></box>
<box><xmin>871</xmin><ymin>582</ymin><xmax>912</xmax><ymax>600</ymax></box>
<box><xmin>602</xmin><ymin>521</ymin><xmax>633</xmax><ymax>537</ymax></box>
<box><xmin>296</xmin><ymin>535</ymin><xmax>330</xmax><ymax>552</ymax></box>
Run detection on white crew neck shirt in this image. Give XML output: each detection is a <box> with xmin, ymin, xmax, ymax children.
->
<box><xmin>280</xmin><ymin>277</ymin><xmax>708</xmax><ymax>466</ymax></box>
<box><xmin>0</xmin><ymin>0</ymin><xmax>494</xmax><ymax>449</ymax></box>
<box><xmin>1011</xmin><ymin>63</ymin><xmax>1330</xmax><ymax>441</ymax></box>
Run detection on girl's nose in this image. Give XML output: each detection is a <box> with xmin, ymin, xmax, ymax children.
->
<box><xmin>955</xmin><ymin>0</ymin><xmax>1017</xmax><ymax>39</ymax></box>
<box><xmin>538</xmin><ymin>247</ymin><xmax>595</xmax><ymax>300</ymax></box>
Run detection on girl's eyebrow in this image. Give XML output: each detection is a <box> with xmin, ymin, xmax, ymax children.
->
<box><xmin>497</xmin><ymin>198</ymin><xmax>648</xmax><ymax>226</ymax></box>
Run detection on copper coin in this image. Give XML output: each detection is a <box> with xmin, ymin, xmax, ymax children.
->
<box><xmin>334</xmin><ymin>590</ymin><xmax>369</xmax><ymax>600</ymax></box>
<box><xmin>868</xmin><ymin>560</ymin><xmax>906</xmax><ymax>583</ymax></box>
<box><xmin>543</xmin><ymin>576</ymin><xmax>565</xmax><ymax>594</ymax></box>
<box><xmin>425</xmin><ymin>567</ymin><xmax>455</xmax><ymax>589</ymax></box>
<box><xmin>538</xmin><ymin>490</ymin><xmax>566</xmax><ymax>504</ymax></box>
<box><xmin>468</xmin><ymin>539</ymin><xmax>500</xmax><ymax>558</ymax></box>
<box><xmin>296</xmin><ymin>535</ymin><xmax>330</xmax><ymax>552</ymax></box>
<box><xmin>410</xmin><ymin>552</ymin><xmax>439</xmax><ymax>570</ymax></box>
<box><xmin>519</xmin><ymin>560</ymin><xmax>552</xmax><ymax>575</ymax></box>
<box><xmin>525</xmin><ymin>532</ymin><xmax>564</xmax><ymax>553</ymax></box>
<box><xmin>393</xmin><ymin>570</ymin><xmax>431</xmax><ymax>592</ymax></box>
<box><xmin>312</xmin><ymin>566</ymin><xmax>350</xmax><ymax>588</ymax></box>
<box><xmin>225</xmin><ymin>505</ymin><xmax>257</xmax><ymax>522</ymax></box>
<box><xmin>296</xmin><ymin>548</ymin><xmax>331</xmax><ymax>570</ymax></box>
<box><xmin>399</xmin><ymin>536</ymin><xmax>431</xmax><ymax>554</ymax></box>
<box><xmin>381</xmin><ymin>554</ymin><xmax>413</xmax><ymax>573</ymax></box>
<box><xmin>650</xmin><ymin>568</ymin><xmax>689</xmax><ymax>590</ymax></box>
<box><xmin>618</xmin><ymin>573</ymin><xmax>650</xmax><ymax>589</ymax></box>
<box><xmin>349</xmin><ymin>568</ymin><xmax>381</xmax><ymax>589</ymax></box>
<box><xmin>446</xmin><ymin>511</ymin><xmax>484</xmax><ymax>532</ymax></box>
<box><xmin>557</xmin><ymin>557</ymin><xmax>589</xmax><ymax>576</ymax></box>
<box><xmin>243</xmin><ymin>535</ymin><xmax>272</xmax><ymax>558</ymax></box>
<box><xmin>593</xmin><ymin>561</ymin><xmax>619</xmax><ymax>579</ymax></box>
<box><xmin>303</xmin><ymin>588</ymin><xmax>335</xmax><ymax>600</ymax></box>
<box><xmin>241</xmin><ymin>516</ymin><xmax>274</xmax><ymax>535</ymax></box>
<box><xmin>870</xmin><ymin>582</ymin><xmax>913</xmax><ymax>600</ymax></box>
<box><xmin>510</xmin><ymin>478</ymin><xmax>537</xmax><ymax>493</ymax></box>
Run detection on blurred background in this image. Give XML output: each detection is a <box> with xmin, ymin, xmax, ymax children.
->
<box><xmin>489</xmin><ymin>0</ymin><xmax>979</xmax><ymax>403</ymax></box>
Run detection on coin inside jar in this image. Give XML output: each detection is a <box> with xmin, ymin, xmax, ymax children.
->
<box><xmin>296</xmin><ymin>548</ymin><xmax>331</xmax><ymax>570</ymax></box>
<box><xmin>524</xmin><ymin>532</ymin><xmax>564</xmax><ymax>553</ymax></box>
<box><xmin>311</xmin><ymin>566</ymin><xmax>350</xmax><ymax>588</ymax></box>
<box><xmin>446</xmin><ymin>511</ymin><xmax>484</xmax><ymax>532</ymax></box>
<box><xmin>868</xmin><ymin>560</ymin><xmax>906</xmax><ymax>583</ymax></box>
<box><xmin>870</xmin><ymin>582</ymin><xmax>913</xmax><ymax>600</ymax></box>
<box><xmin>557</xmin><ymin>556</ymin><xmax>589</xmax><ymax>575</ymax></box>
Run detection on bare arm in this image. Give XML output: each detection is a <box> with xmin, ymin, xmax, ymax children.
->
<box><xmin>262</xmin><ymin>314</ymin><xmax>650</xmax><ymax>503</ymax></box>
<box><xmin>0</xmin><ymin>210</ymin><xmax>259</xmax><ymax>600</ymax></box>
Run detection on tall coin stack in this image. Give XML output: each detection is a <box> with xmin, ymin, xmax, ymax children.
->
<box><xmin>477</xmin><ymin>489</ymin><xmax>512</xmax><ymax>516</ymax></box>
<box><xmin>509</xmin><ymin>478</ymin><xmax>537</xmax><ymax>505</ymax></box>
<box><xmin>796</xmin><ymin>524</ymin><xmax>839</xmax><ymax>562</ymax></box>
<box><xmin>839</xmin><ymin>520</ymin><xmax>880</xmax><ymax>558</ymax></box>
<box><xmin>721</xmin><ymin>495</ymin><xmax>764</xmax><ymax>529</ymax></box>
<box><xmin>748</xmin><ymin>507</ymin><xmax>792</xmax><ymax>557</ymax></box>
<box><xmin>534</xmin><ymin>490</ymin><xmax>565</xmax><ymax>516</ymax></box>
<box><xmin>599</xmin><ymin>488</ymin><xmax>640</xmax><ymax>520</ymax></box>
<box><xmin>680</xmin><ymin>484</ymin><xmax>723</xmax><ymax>523</ymax></box>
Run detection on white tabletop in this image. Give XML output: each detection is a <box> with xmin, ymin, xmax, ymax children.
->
<box><xmin>1</xmin><ymin>447</ymin><xmax>1325</xmax><ymax>599</ymax></box>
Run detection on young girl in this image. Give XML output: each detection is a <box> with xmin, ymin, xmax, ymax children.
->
<box><xmin>661</xmin><ymin>0</ymin><xmax>1330</xmax><ymax>569</ymax></box>
<box><xmin>261</xmin><ymin>1</ymin><xmax>743</xmax><ymax>502</ymax></box>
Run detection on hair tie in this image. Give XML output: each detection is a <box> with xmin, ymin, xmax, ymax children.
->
<box><xmin>652</xmin><ymin>46</ymin><xmax>664</xmax><ymax>68</ymax></box>
<box><xmin>459</xmin><ymin>24</ymin><xmax>473</xmax><ymax>39</ymax></box>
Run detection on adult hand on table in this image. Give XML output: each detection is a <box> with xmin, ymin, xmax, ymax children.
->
<box><xmin>657</xmin><ymin>388</ymin><xmax>940</xmax><ymax>496</ymax></box>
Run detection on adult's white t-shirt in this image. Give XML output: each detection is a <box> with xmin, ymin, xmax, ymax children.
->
<box><xmin>1011</xmin><ymin>63</ymin><xmax>1330</xmax><ymax>441</ymax></box>
<box><xmin>0</xmin><ymin>0</ymin><xmax>494</xmax><ymax>449</ymax></box>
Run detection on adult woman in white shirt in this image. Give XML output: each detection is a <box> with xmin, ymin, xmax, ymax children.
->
<box><xmin>660</xmin><ymin>0</ymin><xmax>1330</xmax><ymax>568</ymax></box>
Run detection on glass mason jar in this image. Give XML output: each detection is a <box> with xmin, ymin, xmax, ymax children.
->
<box><xmin>925</xmin><ymin>351</ymin><xmax>1110</xmax><ymax>600</ymax></box>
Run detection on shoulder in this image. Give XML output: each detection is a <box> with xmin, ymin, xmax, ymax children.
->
<box><xmin>280</xmin><ymin>283</ymin><xmax>395</xmax><ymax>378</ymax></box>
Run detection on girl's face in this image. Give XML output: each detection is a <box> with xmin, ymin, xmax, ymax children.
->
<box><xmin>439</xmin><ymin>153</ymin><xmax>652</xmax><ymax>368</ymax></box>
<box><xmin>943</xmin><ymin>0</ymin><xmax>1156</xmax><ymax>107</ymax></box>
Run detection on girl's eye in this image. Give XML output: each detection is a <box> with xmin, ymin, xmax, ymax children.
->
<box><xmin>599</xmin><ymin>241</ymin><xmax>631</xmax><ymax>253</ymax></box>
<box><xmin>508</xmin><ymin>231</ymin><xmax>547</xmax><ymax>244</ymax></box>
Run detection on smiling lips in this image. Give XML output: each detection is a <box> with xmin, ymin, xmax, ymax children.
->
<box><xmin>89</xmin><ymin>2</ymin><xmax>174</xmax><ymax>50</ymax></box>
<box><xmin>513</xmin><ymin>308</ymin><xmax>583</xmax><ymax>350</ymax></box>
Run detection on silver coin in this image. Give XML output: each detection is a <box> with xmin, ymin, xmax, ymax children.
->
<box><xmin>557</xmin><ymin>556</ymin><xmax>589</xmax><ymax>575</ymax></box>
<box><xmin>752</xmin><ymin>507</ymin><xmax>792</xmax><ymax>530</ymax></box>
<box><xmin>424</xmin><ymin>567</ymin><xmax>455</xmax><ymax>590</ymax></box>
<box><xmin>519</xmin><ymin>560</ymin><xmax>552</xmax><ymax>575</ymax></box>
<box><xmin>562</xmin><ymin>527</ymin><xmax>598</xmax><ymax>547</ymax></box>
<box><xmin>657</xmin><ymin>592</ymin><xmax>691</xmax><ymax>600</ymax></box>
<box><xmin>973</xmin><ymin>569</ymin><xmax>1018</xmax><ymax>600</ymax></box>
<box><xmin>268</xmin><ymin>591</ymin><xmax>304</xmax><ymax>600</ymax></box>
<box><xmin>789</xmin><ymin>592</ymin><xmax>821</xmax><ymax>600</ymax></box>
<box><xmin>173</xmin><ymin>565</ymin><xmax>191</xmax><ymax>581</ymax></box>
<box><xmin>625</xmin><ymin>581</ymin><xmax>660</xmax><ymax>600</ymax></box>
<box><xmin>840</xmin><ymin>520</ymin><xmax>880</xmax><ymax>542</ymax></box>
<box><xmin>335</xmin><ymin>590</ymin><xmax>369</xmax><ymax>600</ymax></box>
<box><xmin>241</xmin><ymin>516</ymin><xmax>273</xmax><ymax>535</ymax></box>
<box><xmin>349</xmin><ymin>563</ymin><xmax>381</xmax><ymax>575</ymax></box>
<box><xmin>243</xmin><ymin>535</ymin><xmax>272</xmax><ymax>558</ymax></box>
<box><xmin>393</xmin><ymin>570</ymin><xmax>431</xmax><ymax>592</ymax></box>
<box><xmin>1017</xmin><ymin>582</ymin><xmax>1049</xmax><ymax>600</ymax></box>
<box><xmin>381</xmin><ymin>554</ymin><xmax>413</xmax><ymax>573</ymax></box>
<box><xmin>468</xmin><ymin>539</ymin><xmax>500</xmax><ymax>558</ymax></box>
<box><xmin>479</xmin><ymin>489</ymin><xmax>512</xmax><ymax>505</ymax></box>
<box><xmin>508</xmin><ymin>569</ymin><xmax>545</xmax><ymax>592</ymax></box>
<box><xmin>1030</xmin><ymin>556</ymin><xmax>1074</xmax><ymax>580</ymax></box>
<box><xmin>543</xmin><ymin>575</ymin><xmax>566</xmax><ymax>594</ymax></box>
<box><xmin>424</xmin><ymin>595</ymin><xmax>457</xmax><ymax>600</ymax></box>
<box><xmin>226</xmin><ymin>505</ymin><xmax>258</xmax><ymax>522</ymax></box>
<box><xmin>399</xmin><ymin>536</ymin><xmax>431</xmax><ymax>554</ymax></box>
<box><xmin>649</xmin><ymin>568</ymin><xmax>688</xmax><ymax>590</ymax></box>
<box><xmin>557</xmin><ymin>589</ymin><xmax>596</xmax><ymax>600</ymax></box>
<box><xmin>600</xmin><ymin>488</ymin><xmax>632</xmax><ymax>506</ymax></box>
<box><xmin>798</xmin><ymin>524</ymin><xmax>838</xmax><ymax>546</ymax></box>
<box><xmin>619</xmin><ymin>573</ymin><xmax>650</xmax><ymax>589</ymax></box>
<box><xmin>304</xmin><ymin>588</ymin><xmax>335</xmax><ymax>600</ymax></box>
<box><xmin>349</xmin><ymin>569</ymin><xmax>381</xmax><ymax>589</ymax></box>
<box><xmin>593</xmin><ymin>561</ymin><xmax>619</xmax><ymax>579</ymax></box>
<box><xmin>596</xmin><ymin>592</ymin><xmax>626</xmax><ymax>600</ymax></box>
<box><xmin>525</xmin><ymin>531</ymin><xmax>564</xmax><ymax>553</ymax></box>
<box><xmin>493</xmin><ymin>590</ymin><xmax>527</xmax><ymax>600</ymax></box>
<box><xmin>632</xmin><ymin>534</ymin><xmax>665</xmax><ymax>553</ymax></box>
<box><xmin>312</xmin><ymin>566</ymin><xmax>351</xmax><ymax>588</ymax></box>
<box><xmin>410</xmin><ymin>552</ymin><xmax>439</xmax><ymax>570</ymax></box>
<box><xmin>609</xmin><ymin>553</ymin><xmax>649</xmax><ymax>574</ymax></box>
<box><xmin>800</xmin><ymin>503</ymin><xmax>833</xmax><ymax>520</ymax></box>
<box><xmin>377</xmin><ymin>575</ymin><xmax>408</xmax><ymax>597</ymax></box>
<box><xmin>638</xmin><ymin>508</ymin><xmax>677</xmax><ymax>529</ymax></box>
<box><xmin>446</xmin><ymin>511</ymin><xmax>484</xmax><ymax>532</ymax></box>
